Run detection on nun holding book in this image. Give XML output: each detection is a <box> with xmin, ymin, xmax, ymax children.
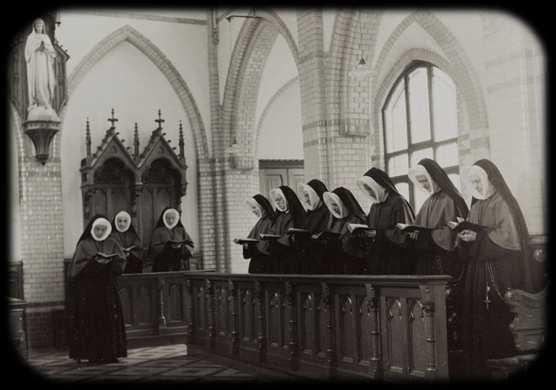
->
<box><xmin>68</xmin><ymin>215</ymin><xmax>127</xmax><ymax>364</ymax></box>
<box><xmin>234</xmin><ymin>194</ymin><xmax>276</xmax><ymax>274</ymax></box>
<box><xmin>318</xmin><ymin>187</ymin><xmax>367</xmax><ymax>274</ymax></box>
<box><xmin>149</xmin><ymin>207</ymin><xmax>194</xmax><ymax>272</ymax></box>
<box><xmin>111</xmin><ymin>210</ymin><xmax>144</xmax><ymax>274</ymax></box>
<box><xmin>353</xmin><ymin>167</ymin><xmax>415</xmax><ymax>274</ymax></box>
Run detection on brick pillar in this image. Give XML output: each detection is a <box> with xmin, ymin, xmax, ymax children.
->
<box><xmin>18</xmin><ymin>130</ymin><xmax>65</xmax><ymax>349</ymax></box>
<box><xmin>297</xmin><ymin>10</ymin><xmax>330</xmax><ymax>183</ymax></box>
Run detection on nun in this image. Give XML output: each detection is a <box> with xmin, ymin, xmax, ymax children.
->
<box><xmin>407</xmin><ymin>158</ymin><xmax>469</xmax><ymax>276</ymax></box>
<box><xmin>321</xmin><ymin>187</ymin><xmax>367</xmax><ymax>274</ymax></box>
<box><xmin>268</xmin><ymin>185</ymin><xmax>306</xmax><ymax>274</ymax></box>
<box><xmin>355</xmin><ymin>167</ymin><xmax>415</xmax><ymax>274</ymax></box>
<box><xmin>111</xmin><ymin>210</ymin><xmax>144</xmax><ymax>274</ymax></box>
<box><xmin>149</xmin><ymin>207</ymin><xmax>194</xmax><ymax>272</ymax></box>
<box><xmin>241</xmin><ymin>194</ymin><xmax>276</xmax><ymax>273</ymax></box>
<box><xmin>297</xmin><ymin>179</ymin><xmax>331</xmax><ymax>273</ymax></box>
<box><xmin>455</xmin><ymin>159</ymin><xmax>544</xmax><ymax>377</ymax></box>
<box><xmin>68</xmin><ymin>215</ymin><xmax>127</xmax><ymax>364</ymax></box>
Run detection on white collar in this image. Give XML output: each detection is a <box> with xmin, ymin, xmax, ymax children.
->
<box><xmin>269</xmin><ymin>188</ymin><xmax>288</xmax><ymax>212</ymax></box>
<box><xmin>323</xmin><ymin>192</ymin><xmax>347</xmax><ymax>219</ymax></box>
<box><xmin>91</xmin><ymin>217</ymin><xmax>112</xmax><ymax>242</ymax></box>
<box><xmin>163</xmin><ymin>209</ymin><xmax>180</xmax><ymax>229</ymax></box>
<box><xmin>357</xmin><ymin>176</ymin><xmax>388</xmax><ymax>203</ymax></box>
<box><xmin>298</xmin><ymin>183</ymin><xmax>321</xmax><ymax>211</ymax></box>
<box><xmin>114</xmin><ymin>211</ymin><xmax>131</xmax><ymax>233</ymax></box>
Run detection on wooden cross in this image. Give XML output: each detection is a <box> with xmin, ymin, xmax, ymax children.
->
<box><xmin>155</xmin><ymin>109</ymin><xmax>165</xmax><ymax>129</ymax></box>
<box><xmin>108</xmin><ymin>108</ymin><xmax>118</xmax><ymax>128</ymax></box>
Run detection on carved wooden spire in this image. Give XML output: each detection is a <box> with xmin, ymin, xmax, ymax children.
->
<box><xmin>133</xmin><ymin>122</ymin><xmax>140</xmax><ymax>159</ymax></box>
<box><xmin>85</xmin><ymin>117</ymin><xmax>91</xmax><ymax>159</ymax></box>
<box><xmin>155</xmin><ymin>109</ymin><xmax>165</xmax><ymax>130</ymax></box>
<box><xmin>178</xmin><ymin>120</ymin><xmax>185</xmax><ymax>161</ymax></box>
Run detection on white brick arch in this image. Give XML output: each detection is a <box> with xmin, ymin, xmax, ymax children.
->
<box><xmin>221</xmin><ymin>11</ymin><xmax>299</xmax><ymax>164</ymax></box>
<box><xmin>59</xmin><ymin>25</ymin><xmax>209</xmax><ymax>160</ymax></box>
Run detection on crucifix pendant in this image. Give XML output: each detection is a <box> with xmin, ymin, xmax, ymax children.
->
<box><xmin>484</xmin><ymin>285</ymin><xmax>491</xmax><ymax>310</ymax></box>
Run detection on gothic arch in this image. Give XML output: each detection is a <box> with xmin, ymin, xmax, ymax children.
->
<box><xmin>254</xmin><ymin>76</ymin><xmax>299</xmax><ymax>158</ymax></box>
<box><xmin>221</xmin><ymin>11</ymin><xmax>299</xmax><ymax>164</ymax></box>
<box><xmin>60</xmin><ymin>25</ymin><xmax>209</xmax><ymax>160</ymax></box>
<box><xmin>371</xmin><ymin>11</ymin><xmax>489</xmax><ymax>134</ymax></box>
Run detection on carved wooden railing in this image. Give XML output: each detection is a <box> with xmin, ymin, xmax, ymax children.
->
<box><xmin>115</xmin><ymin>273</ymin><xmax>450</xmax><ymax>381</ymax></box>
<box><xmin>8</xmin><ymin>261</ymin><xmax>24</xmax><ymax>299</ymax></box>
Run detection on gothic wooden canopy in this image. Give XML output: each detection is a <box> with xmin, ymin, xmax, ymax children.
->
<box><xmin>80</xmin><ymin>110</ymin><xmax>188</xmax><ymax>235</ymax></box>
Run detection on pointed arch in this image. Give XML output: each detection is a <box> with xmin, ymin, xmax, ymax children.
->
<box><xmin>371</xmin><ymin>11</ymin><xmax>489</xmax><ymax>133</ymax></box>
<box><xmin>61</xmin><ymin>25</ymin><xmax>209</xmax><ymax>160</ymax></box>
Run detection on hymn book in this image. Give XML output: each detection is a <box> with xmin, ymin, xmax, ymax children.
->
<box><xmin>286</xmin><ymin>228</ymin><xmax>311</xmax><ymax>236</ymax></box>
<box><xmin>233</xmin><ymin>238</ymin><xmax>259</xmax><ymax>245</ymax></box>
<box><xmin>167</xmin><ymin>239</ymin><xmax>194</xmax><ymax>247</ymax></box>
<box><xmin>347</xmin><ymin>223</ymin><xmax>375</xmax><ymax>234</ymax></box>
<box><xmin>311</xmin><ymin>231</ymin><xmax>341</xmax><ymax>241</ymax></box>
<box><xmin>259</xmin><ymin>233</ymin><xmax>281</xmax><ymax>241</ymax></box>
<box><xmin>395</xmin><ymin>223</ymin><xmax>430</xmax><ymax>232</ymax></box>
<box><xmin>448</xmin><ymin>220</ymin><xmax>487</xmax><ymax>233</ymax></box>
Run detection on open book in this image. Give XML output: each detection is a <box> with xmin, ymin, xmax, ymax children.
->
<box><xmin>347</xmin><ymin>223</ymin><xmax>375</xmax><ymax>234</ymax></box>
<box><xmin>96</xmin><ymin>251</ymin><xmax>120</xmax><ymax>259</ymax></box>
<box><xmin>168</xmin><ymin>239</ymin><xmax>194</xmax><ymax>247</ymax></box>
<box><xmin>448</xmin><ymin>219</ymin><xmax>487</xmax><ymax>233</ymax></box>
<box><xmin>233</xmin><ymin>238</ymin><xmax>259</xmax><ymax>245</ymax></box>
<box><xmin>123</xmin><ymin>245</ymin><xmax>139</xmax><ymax>252</ymax></box>
<box><xmin>286</xmin><ymin>228</ymin><xmax>311</xmax><ymax>236</ymax></box>
<box><xmin>395</xmin><ymin>223</ymin><xmax>429</xmax><ymax>233</ymax></box>
<box><xmin>311</xmin><ymin>231</ymin><xmax>341</xmax><ymax>241</ymax></box>
<box><xmin>259</xmin><ymin>233</ymin><xmax>281</xmax><ymax>241</ymax></box>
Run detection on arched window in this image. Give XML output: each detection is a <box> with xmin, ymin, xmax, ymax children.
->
<box><xmin>382</xmin><ymin>61</ymin><xmax>460</xmax><ymax>211</ymax></box>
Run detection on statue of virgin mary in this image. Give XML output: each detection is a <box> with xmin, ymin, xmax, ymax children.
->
<box><xmin>24</xmin><ymin>18</ymin><xmax>59</xmax><ymax>121</ymax></box>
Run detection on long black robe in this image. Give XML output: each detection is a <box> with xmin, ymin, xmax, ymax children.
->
<box><xmin>268</xmin><ymin>186</ymin><xmax>306</xmax><ymax>274</ymax></box>
<box><xmin>301</xmin><ymin>203</ymin><xmax>331</xmax><ymax>273</ymax></box>
<box><xmin>112</xmin><ymin>229</ymin><xmax>143</xmax><ymax>274</ymax></box>
<box><xmin>149</xmin><ymin>224</ymin><xmax>192</xmax><ymax>272</ymax></box>
<box><xmin>326</xmin><ymin>213</ymin><xmax>367</xmax><ymax>274</ymax></box>
<box><xmin>457</xmin><ymin>191</ymin><xmax>520</xmax><ymax>377</ymax></box>
<box><xmin>411</xmin><ymin>190</ymin><xmax>466</xmax><ymax>276</ymax></box>
<box><xmin>365</xmin><ymin>194</ymin><xmax>414</xmax><ymax>274</ymax></box>
<box><xmin>268</xmin><ymin>211</ymin><xmax>294</xmax><ymax>273</ymax></box>
<box><xmin>244</xmin><ymin>214</ymin><xmax>275</xmax><ymax>273</ymax></box>
<box><xmin>68</xmin><ymin>235</ymin><xmax>127</xmax><ymax>363</ymax></box>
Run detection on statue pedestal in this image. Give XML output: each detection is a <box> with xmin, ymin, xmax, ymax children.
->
<box><xmin>23</xmin><ymin>109</ymin><xmax>60</xmax><ymax>164</ymax></box>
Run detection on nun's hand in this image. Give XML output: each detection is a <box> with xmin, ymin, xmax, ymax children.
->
<box><xmin>458</xmin><ymin>230</ymin><xmax>477</xmax><ymax>242</ymax></box>
<box><xmin>408</xmin><ymin>231</ymin><xmax>420</xmax><ymax>240</ymax></box>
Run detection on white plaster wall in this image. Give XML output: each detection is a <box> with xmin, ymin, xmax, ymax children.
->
<box><xmin>255</xmin><ymin>34</ymin><xmax>298</xmax><ymax>126</ymax></box>
<box><xmin>57</xmin><ymin>10</ymin><xmax>210</xmax><ymax>141</ymax></box>
<box><xmin>257</xmin><ymin>78</ymin><xmax>303</xmax><ymax>160</ymax></box>
<box><xmin>61</xmin><ymin>41</ymin><xmax>199</xmax><ymax>257</ymax></box>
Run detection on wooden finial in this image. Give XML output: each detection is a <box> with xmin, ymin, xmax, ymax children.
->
<box><xmin>85</xmin><ymin>117</ymin><xmax>91</xmax><ymax>159</ymax></box>
<box><xmin>155</xmin><ymin>109</ymin><xmax>165</xmax><ymax>129</ymax></box>
<box><xmin>108</xmin><ymin>108</ymin><xmax>119</xmax><ymax>129</ymax></box>
<box><xmin>133</xmin><ymin>122</ymin><xmax>140</xmax><ymax>159</ymax></box>
<box><xmin>178</xmin><ymin>120</ymin><xmax>185</xmax><ymax>160</ymax></box>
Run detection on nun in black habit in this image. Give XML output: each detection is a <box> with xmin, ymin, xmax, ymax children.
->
<box><xmin>406</xmin><ymin>158</ymin><xmax>469</xmax><ymax>276</ymax></box>
<box><xmin>353</xmin><ymin>167</ymin><xmax>416</xmax><ymax>274</ymax></box>
<box><xmin>320</xmin><ymin>187</ymin><xmax>367</xmax><ymax>274</ymax></box>
<box><xmin>455</xmin><ymin>159</ymin><xmax>544</xmax><ymax>377</ymax></box>
<box><xmin>68</xmin><ymin>215</ymin><xmax>127</xmax><ymax>364</ymax></box>
<box><xmin>111</xmin><ymin>210</ymin><xmax>144</xmax><ymax>274</ymax></box>
<box><xmin>148</xmin><ymin>207</ymin><xmax>194</xmax><ymax>272</ymax></box>
<box><xmin>241</xmin><ymin>194</ymin><xmax>276</xmax><ymax>274</ymax></box>
<box><xmin>268</xmin><ymin>185</ymin><xmax>307</xmax><ymax>274</ymax></box>
<box><xmin>296</xmin><ymin>179</ymin><xmax>331</xmax><ymax>273</ymax></box>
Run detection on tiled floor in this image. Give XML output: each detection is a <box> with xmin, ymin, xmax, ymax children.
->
<box><xmin>25</xmin><ymin>344</ymin><xmax>291</xmax><ymax>383</ymax></box>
